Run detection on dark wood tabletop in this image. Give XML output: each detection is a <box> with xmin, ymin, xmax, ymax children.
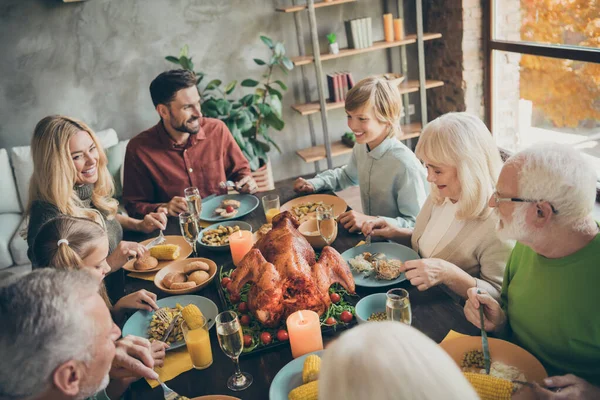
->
<box><xmin>118</xmin><ymin>177</ymin><xmax>479</xmax><ymax>400</ymax></box>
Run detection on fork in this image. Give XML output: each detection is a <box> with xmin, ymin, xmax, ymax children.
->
<box><xmin>156</xmin><ymin>376</ymin><xmax>184</xmax><ymax>400</ymax></box>
<box><xmin>365</xmin><ymin>233</ymin><xmax>372</xmax><ymax>247</ymax></box>
<box><xmin>219</xmin><ymin>180</ymin><xmax>236</xmax><ymax>190</ymax></box>
<box><xmin>155</xmin><ymin>308</ymin><xmax>170</xmax><ymax>323</ymax></box>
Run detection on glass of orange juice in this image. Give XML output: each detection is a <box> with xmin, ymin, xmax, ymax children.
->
<box><xmin>262</xmin><ymin>194</ymin><xmax>280</xmax><ymax>223</ymax></box>
<box><xmin>182</xmin><ymin>316</ymin><xmax>213</xmax><ymax>370</ymax></box>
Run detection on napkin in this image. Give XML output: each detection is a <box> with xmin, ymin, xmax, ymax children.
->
<box><xmin>126</xmin><ymin>272</ymin><xmax>157</xmax><ymax>281</ymax></box>
<box><xmin>145</xmin><ymin>347</ymin><xmax>194</xmax><ymax>388</ymax></box>
<box><xmin>442</xmin><ymin>330</ymin><xmax>469</xmax><ymax>343</ymax></box>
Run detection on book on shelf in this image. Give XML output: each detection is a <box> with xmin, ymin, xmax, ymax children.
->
<box><xmin>327</xmin><ymin>72</ymin><xmax>355</xmax><ymax>103</ymax></box>
<box><xmin>344</xmin><ymin>17</ymin><xmax>372</xmax><ymax>49</ymax></box>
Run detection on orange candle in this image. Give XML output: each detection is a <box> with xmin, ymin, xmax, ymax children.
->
<box><xmin>229</xmin><ymin>230</ymin><xmax>254</xmax><ymax>266</ymax></box>
<box><xmin>287</xmin><ymin>310</ymin><xmax>323</xmax><ymax>358</ymax></box>
<box><xmin>394</xmin><ymin>18</ymin><xmax>404</xmax><ymax>41</ymax></box>
<box><xmin>383</xmin><ymin>13</ymin><xmax>394</xmax><ymax>42</ymax></box>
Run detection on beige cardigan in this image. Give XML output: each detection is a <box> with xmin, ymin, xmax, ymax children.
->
<box><xmin>411</xmin><ymin>196</ymin><xmax>514</xmax><ymax>299</ymax></box>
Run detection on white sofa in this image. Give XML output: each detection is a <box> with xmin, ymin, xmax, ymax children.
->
<box><xmin>0</xmin><ymin>129</ymin><xmax>128</xmax><ymax>277</ymax></box>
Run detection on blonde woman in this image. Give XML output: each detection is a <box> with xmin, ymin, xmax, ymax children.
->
<box><xmin>294</xmin><ymin>76</ymin><xmax>428</xmax><ymax>231</ymax></box>
<box><xmin>319</xmin><ymin>322</ymin><xmax>479</xmax><ymax>400</ymax></box>
<box><xmin>26</xmin><ymin>115</ymin><xmax>167</xmax><ymax>269</ymax></box>
<box><xmin>363</xmin><ymin>112</ymin><xmax>514</xmax><ymax>299</ymax></box>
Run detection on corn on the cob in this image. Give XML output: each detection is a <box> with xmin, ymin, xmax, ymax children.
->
<box><xmin>302</xmin><ymin>355</ymin><xmax>321</xmax><ymax>384</ymax></box>
<box><xmin>150</xmin><ymin>244</ymin><xmax>180</xmax><ymax>260</ymax></box>
<box><xmin>464</xmin><ymin>372</ymin><xmax>513</xmax><ymax>400</ymax></box>
<box><xmin>288</xmin><ymin>380</ymin><xmax>318</xmax><ymax>400</ymax></box>
<box><xmin>182</xmin><ymin>304</ymin><xmax>204</xmax><ymax>329</ymax></box>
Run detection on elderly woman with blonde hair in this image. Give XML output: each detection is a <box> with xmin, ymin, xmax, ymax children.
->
<box><xmin>26</xmin><ymin>115</ymin><xmax>168</xmax><ymax>270</ymax></box>
<box><xmin>319</xmin><ymin>322</ymin><xmax>478</xmax><ymax>400</ymax></box>
<box><xmin>363</xmin><ymin>112</ymin><xmax>513</xmax><ymax>299</ymax></box>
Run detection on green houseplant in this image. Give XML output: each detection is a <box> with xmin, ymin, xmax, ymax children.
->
<box><xmin>165</xmin><ymin>37</ymin><xmax>294</xmax><ymax>172</ymax></box>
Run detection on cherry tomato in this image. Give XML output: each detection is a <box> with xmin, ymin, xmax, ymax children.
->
<box><xmin>243</xmin><ymin>334</ymin><xmax>253</xmax><ymax>347</ymax></box>
<box><xmin>325</xmin><ymin>317</ymin><xmax>336</xmax><ymax>325</ymax></box>
<box><xmin>260</xmin><ymin>332</ymin><xmax>272</xmax><ymax>345</ymax></box>
<box><xmin>276</xmin><ymin>329</ymin><xmax>289</xmax><ymax>341</ymax></box>
<box><xmin>330</xmin><ymin>292</ymin><xmax>341</xmax><ymax>303</ymax></box>
<box><xmin>221</xmin><ymin>277</ymin><xmax>231</xmax><ymax>288</ymax></box>
<box><xmin>240</xmin><ymin>315</ymin><xmax>251</xmax><ymax>326</ymax></box>
<box><xmin>238</xmin><ymin>302</ymin><xmax>248</xmax><ymax>313</ymax></box>
<box><xmin>340</xmin><ymin>311</ymin><xmax>353</xmax><ymax>323</ymax></box>
<box><xmin>225</xmin><ymin>205</ymin><xmax>235</xmax><ymax>213</ymax></box>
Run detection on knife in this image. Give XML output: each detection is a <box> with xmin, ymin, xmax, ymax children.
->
<box><xmin>160</xmin><ymin>313</ymin><xmax>182</xmax><ymax>342</ymax></box>
<box><xmin>478</xmin><ymin>289</ymin><xmax>491</xmax><ymax>374</ymax></box>
<box><xmin>144</xmin><ymin>234</ymin><xmax>165</xmax><ymax>250</ymax></box>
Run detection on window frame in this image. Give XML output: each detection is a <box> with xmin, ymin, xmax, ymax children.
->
<box><xmin>483</xmin><ymin>0</ymin><xmax>600</xmax><ymax>201</ymax></box>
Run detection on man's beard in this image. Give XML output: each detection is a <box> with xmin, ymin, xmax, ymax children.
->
<box><xmin>495</xmin><ymin>205</ymin><xmax>532</xmax><ymax>242</ymax></box>
<box><xmin>76</xmin><ymin>372</ymin><xmax>110</xmax><ymax>400</ymax></box>
<box><xmin>169</xmin><ymin>111</ymin><xmax>200</xmax><ymax>135</ymax></box>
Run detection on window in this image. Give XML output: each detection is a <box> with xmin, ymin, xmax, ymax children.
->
<box><xmin>487</xmin><ymin>0</ymin><xmax>600</xmax><ymax>176</ymax></box>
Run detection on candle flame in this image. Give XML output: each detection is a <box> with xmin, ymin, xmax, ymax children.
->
<box><xmin>238</xmin><ymin>230</ymin><xmax>243</xmax><ymax>238</ymax></box>
<box><xmin>298</xmin><ymin>310</ymin><xmax>305</xmax><ymax>324</ymax></box>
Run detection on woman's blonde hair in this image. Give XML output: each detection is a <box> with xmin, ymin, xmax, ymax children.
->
<box><xmin>345</xmin><ymin>76</ymin><xmax>404</xmax><ymax>138</ymax></box>
<box><xmin>319</xmin><ymin>322</ymin><xmax>479</xmax><ymax>400</ymax></box>
<box><xmin>416</xmin><ymin>112</ymin><xmax>503</xmax><ymax>219</ymax></box>
<box><xmin>27</xmin><ymin>115</ymin><xmax>118</xmax><ymax>224</ymax></box>
<box><xmin>31</xmin><ymin>216</ymin><xmax>112</xmax><ymax>307</ymax></box>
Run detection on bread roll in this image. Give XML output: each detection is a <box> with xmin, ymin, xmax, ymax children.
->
<box><xmin>171</xmin><ymin>281</ymin><xmax>197</xmax><ymax>290</ymax></box>
<box><xmin>188</xmin><ymin>270</ymin><xmax>210</xmax><ymax>285</ymax></box>
<box><xmin>162</xmin><ymin>272</ymin><xmax>187</xmax><ymax>288</ymax></box>
<box><xmin>134</xmin><ymin>255</ymin><xmax>158</xmax><ymax>271</ymax></box>
<box><xmin>184</xmin><ymin>261</ymin><xmax>210</xmax><ymax>274</ymax></box>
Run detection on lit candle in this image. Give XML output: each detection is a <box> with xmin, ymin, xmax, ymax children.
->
<box><xmin>287</xmin><ymin>310</ymin><xmax>323</xmax><ymax>358</ymax></box>
<box><xmin>394</xmin><ymin>18</ymin><xmax>404</xmax><ymax>41</ymax></box>
<box><xmin>229</xmin><ymin>230</ymin><xmax>254</xmax><ymax>267</ymax></box>
<box><xmin>383</xmin><ymin>14</ymin><xmax>394</xmax><ymax>42</ymax></box>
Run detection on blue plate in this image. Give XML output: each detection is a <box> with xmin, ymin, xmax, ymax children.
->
<box><xmin>121</xmin><ymin>295</ymin><xmax>219</xmax><ymax>351</ymax></box>
<box><xmin>341</xmin><ymin>242</ymin><xmax>420</xmax><ymax>288</ymax></box>
<box><xmin>269</xmin><ymin>350</ymin><xmax>324</xmax><ymax>400</ymax></box>
<box><xmin>200</xmin><ymin>194</ymin><xmax>259</xmax><ymax>222</ymax></box>
<box><xmin>198</xmin><ymin>221</ymin><xmax>253</xmax><ymax>252</ymax></box>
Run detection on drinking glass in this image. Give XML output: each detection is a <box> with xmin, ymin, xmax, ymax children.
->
<box><xmin>262</xmin><ymin>194</ymin><xmax>280</xmax><ymax>223</ymax></box>
<box><xmin>386</xmin><ymin>288</ymin><xmax>412</xmax><ymax>325</ymax></box>
<box><xmin>216</xmin><ymin>311</ymin><xmax>253</xmax><ymax>391</ymax></box>
<box><xmin>316</xmin><ymin>204</ymin><xmax>337</xmax><ymax>245</ymax></box>
<box><xmin>184</xmin><ymin>187</ymin><xmax>202</xmax><ymax>217</ymax></box>
<box><xmin>182</xmin><ymin>317</ymin><xmax>213</xmax><ymax>369</ymax></box>
<box><xmin>179</xmin><ymin>212</ymin><xmax>199</xmax><ymax>255</ymax></box>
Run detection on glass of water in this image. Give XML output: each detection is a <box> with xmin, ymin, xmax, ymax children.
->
<box><xmin>386</xmin><ymin>288</ymin><xmax>412</xmax><ymax>325</ymax></box>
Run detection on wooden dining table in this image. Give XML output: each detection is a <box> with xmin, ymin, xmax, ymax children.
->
<box><xmin>118</xmin><ymin>176</ymin><xmax>480</xmax><ymax>400</ymax></box>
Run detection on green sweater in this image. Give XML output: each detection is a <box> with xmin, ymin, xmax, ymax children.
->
<box><xmin>501</xmin><ymin>235</ymin><xmax>600</xmax><ymax>385</ymax></box>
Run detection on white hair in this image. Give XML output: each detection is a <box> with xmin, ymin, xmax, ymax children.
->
<box><xmin>507</xmin><ymin>142</ymin><xmax>597</xmax><ymax>232</ymax></box>
<box><xmin>319</xmin><ymin>322</ymin><xmax>479</xmax><ymax>400</ymax></box>
<box><xmin>416</xmin><ymin>112</ymin><xmax>503</xmax><ymax>219</ymax></box>
<box><xmin>0</xmin><ymin>269</ymin><xmax>99</xmax><ymax>400</ymax></box>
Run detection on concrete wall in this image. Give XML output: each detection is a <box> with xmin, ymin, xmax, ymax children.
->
<box><xmin>0</xmin><ymin>0</ymin><xmax>413</xmax><ymax>182</ymax></box>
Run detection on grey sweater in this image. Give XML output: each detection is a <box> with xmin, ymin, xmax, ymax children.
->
<box><xmin>27</xmin><ymin>184</ymin><xmax>123</xmax><ymax>266</ymax></box>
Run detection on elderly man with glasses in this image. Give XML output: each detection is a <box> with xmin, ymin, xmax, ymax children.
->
<box><xmin>464</xmin><ymin>143</ymin><xmax>600</xmax><ymax>399</ymax></box>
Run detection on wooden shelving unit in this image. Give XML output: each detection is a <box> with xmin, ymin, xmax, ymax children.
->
<box><xmin>291</xmin><ymin>80</ymin><xmax>444</xmax><ymax>116</ymax></box>
<box><xmin>296</xmin><ymin>123</ymin><xmax>422</xmax><ymax>162</ymax></box>
<box><xmin>276</xmin><ymin>0</ymin><xmax>357</xmax><ymax>13</ymax></box>
<box><xmin>291</xmin><ymin>33</ymin><xmax>442</xmax><ymax>66</ymax></box>
<box><xmin>277</xmin><ymin>0</ymin><xmax>442</xmax><ymax>169</ymax></box>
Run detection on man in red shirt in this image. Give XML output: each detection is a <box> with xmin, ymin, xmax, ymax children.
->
<box><xmin>123</xmin><ymin>70</ymin><xmax>257</xmax><ymax>217</ymax></box>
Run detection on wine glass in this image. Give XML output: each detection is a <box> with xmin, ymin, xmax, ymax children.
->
<box><xmin>216</xmin><ymin>311</ymin><xmax>253</xmax><ymax>391</ymax></box>
<box><xmin>184</xmin><ymin>187</ymin><xmax>202</xmax><ymax>217</ymax></box>
<box><xmin>316</xmin><ymin>204</ymin><xmax>337</xmax><ymax>245</ymax></box>
<box><xmin>386</xmin><ymin>288</ymin><xmax>412</xmax><ymax>325</ymax></box>
<box><xmin>179</xmin><ymin>212</ymin><xmax>199</xmax><ymax>255</ymax></box>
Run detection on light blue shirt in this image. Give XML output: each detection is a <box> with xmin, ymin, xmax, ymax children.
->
<box><xmin>307</xmin><ymin>137</ymin><xmax>429</xmax><ymax>228</ymax></box>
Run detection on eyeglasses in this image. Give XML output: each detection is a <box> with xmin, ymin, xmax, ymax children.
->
<box><xmin>492</xmin><ymin>192</ymin><xmax>558</xmax><ymax>214</ymax></box>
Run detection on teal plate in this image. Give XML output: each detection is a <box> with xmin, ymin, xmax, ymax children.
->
<box><xmin>121</xmin><ymin>295</ymin><xmax>218</xmax><ymax>351</ymax></box>
<box><xmin>198</xmin><ymin>221</ymin><xmax>253</xmax><ymax>252</ymax></box>
<box><xmin>200</xmin><ymin>194</ymin><xmax>259</xmax><ymax>222</ymax></box>
<box><xmin>269</xmin><ymin>350</ymin><xmax>324</xmax><ymax>400</ymax></box>
<box><xmin>341</xmin><ymin>242</ymin><xmax>420</xmax><ymax>287</ymax></box>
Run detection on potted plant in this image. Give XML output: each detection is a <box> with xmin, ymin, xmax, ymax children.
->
<box><xmin>165</xmin><ymin>37</ymin><xmax>294</xmax><ymax>190</ymax></box>
<box><xmin>327</xmin><ymin>33</ymin><xmax>339</xmax><ymax>54</ymax></box>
